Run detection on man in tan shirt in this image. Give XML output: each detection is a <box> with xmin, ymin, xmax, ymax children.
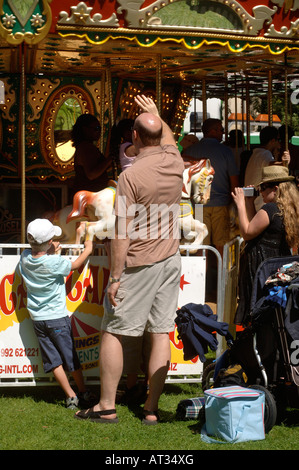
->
<box><xmin>75</xmin><ymin>95</ymin><xmax>184</xmax><ymax>424</ymax></box>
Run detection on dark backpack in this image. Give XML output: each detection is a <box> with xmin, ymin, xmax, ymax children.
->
<box><xmin>213</xmin><ymin>363</ymin><xmax>248</xmax><ymax>388</ymax></box>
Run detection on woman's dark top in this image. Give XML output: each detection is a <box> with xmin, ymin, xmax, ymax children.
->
<box><xmin>235</xmin><ymin>202</ymin><xmax>291</xmax><ymax>326</ymax></box>
<box><xmin>72</xmin><ymin>144</ymin><xmax>109</xmax><ymax>196</ymax></box>
<box><xmin>73</xmin><ymin>157</ymin><xmax>108</xmax><ymax>193</ymax></box>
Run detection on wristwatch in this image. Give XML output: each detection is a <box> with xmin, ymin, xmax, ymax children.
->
<box><xmin>109</xmin><ymin>276</ymin><xmax>120</xmax><ymax>284</ymax></box>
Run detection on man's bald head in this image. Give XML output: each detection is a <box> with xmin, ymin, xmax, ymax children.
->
<box><xmin>133</xmin><ymin>112</ymin><xmax>162</xmax><ymax>147</ymax></box>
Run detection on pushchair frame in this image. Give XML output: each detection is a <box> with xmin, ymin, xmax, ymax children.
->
<box><xmin>204</xmin><ymin>255</ymin><xmax>299</xmax><ymax>431</ymax></box>
<box><xmin>249</xmin><ymin>255</ymin><xmax>299</xmax><ymax>395</ymax></box>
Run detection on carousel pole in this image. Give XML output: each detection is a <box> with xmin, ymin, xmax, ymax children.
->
<box><xmin>268</xmin><ymin>70</ymin><xmax>273</xmax><ymax>127</ymax></box>
<box><xmin>284</xmin><ymin>53</ymin><xmax>289</xmax><ymax>155</ymax></box>
<box><xmin>105</xmin><ymin>59</ymin><xmax>114</xmax><ymax>129</ymax></box>
<box><xmin>202</xmin><ymin>79</ymin><xmax>207</xmax><ymax>122</ymax></box>
<box><xmin>156</xmin><ymin>54</ymin><xmax>162</xmax><ymax>115</ymax></box>
<box><xmin>241</xmin><ymin>81</ymin><xmax>245</xmax><ymax>150</ymax></box>
<box><xmin>100</xmin><ymin>72</ymin><xmax>105</xmax><ymax>155</ymax></box>
<box><xmin>21</xmin><ymin>43</ymin><xmax>26</xmax><ymax>244</ymax></box>
<box><xmin>224</xmin><ymin>75</ymin><xmax>228</xmax><ymax>141</ymax></box>
<box><xmin>234</xmin><ymin>74</ymin><xmax>238</xmax><ymax>154</ymax></box>
<box><xmin>193</xmin><ymin>85</ymin><xmax>197</xmax><ymax>134</ymax></box>
<box><xmin>105</xmin><ymin>59</ymin><xmax>118</xmax><ymax>179</ymax></box>
<box><xmin>246</xmin><ymin>76</ymin><xmax>250</xmax><ymax>150</ymax></box>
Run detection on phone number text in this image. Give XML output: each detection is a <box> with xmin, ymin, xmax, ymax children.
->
<box><xmin>1</xmin><ymin>348</ymin><xmax>39</xmax><ymax>357</ymax></box>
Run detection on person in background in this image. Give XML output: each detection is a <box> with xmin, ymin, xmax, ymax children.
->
<box><xmin>186</xmin><ymin>118</ymin><xmax>239</xmax><ymax>257</ymax></box>
<box><xmin>18</xmin><ymin>218</ymin><xmax>96</xmax><ymax>409</ymax></box>
<box><xmin>244</xmin><ymin>126</ymin><xmax>290</xmax><ymax>212</ymax></box>
<box><xmin>71</xmin><ymin>114</ymin><xmax>111</xmax><ymax>197</ymax></box>
<box><xmin>232</xmin><ymin>165</ymin><xmax>299</xmax><ymax>327</ymax></box>
<box><xmin>278</xmin><ymin>124</ymin><xmax>299</xmax><ymax>187</ymax></box>
<box><xmin>115</xmin><ymin>118</ymin><xmax>137</xmax><ymax>171</ymax></box>
<box><xmin>75</xmin><ymin>94</ymin><xmax>184</xmax><ymax>425</ymax></box>
<box><xmin>180</xmin><ymin>133</ymin><xmax>199</xmax><ymax>160</ymax></box>
<box><xmin>226</xmin><ymin>129</ymin><xmax>245</xmax><ymax>170</ymax></box>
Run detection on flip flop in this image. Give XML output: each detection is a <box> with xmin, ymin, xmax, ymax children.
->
<box><xmin>142</xmin><ymin>410</ymin><xmax>159</xmax><ymax>425</ymax></box>
<box><xmin>74</xmin><ymin>407</ymin><xmax>118</xmax><ymax>423</ymax></box>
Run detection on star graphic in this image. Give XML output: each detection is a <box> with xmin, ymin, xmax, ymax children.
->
<box><xmin>180</xmin><ymin>274</ymin><xmax>190</xmax><ymax>290</ymax></box>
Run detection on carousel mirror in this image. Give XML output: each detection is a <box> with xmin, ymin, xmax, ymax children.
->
<box><xmin>41</xmin><ymin>84</ymin><xmax>95</xmax><ymax>175</ymax></box>
<box><xmin>54</xmin><ymin>97</ymin><xmax>81</xmax><ymax>162</ymax></box>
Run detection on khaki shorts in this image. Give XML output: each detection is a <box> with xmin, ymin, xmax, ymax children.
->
<box><xmin>203</xmin><ymin>206</ymin><xmax>230</xmax><ymax>247</ymax></box>
<box><xmin>102</xmin><ymin>251</ymin><xmax>181</xmax><ymax>336</ymax></box>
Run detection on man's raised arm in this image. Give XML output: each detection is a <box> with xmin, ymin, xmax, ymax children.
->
<box><xmin>134</xmin><ymin>94</ymin><xmax>176</xmax><ymax>147</ymax></box>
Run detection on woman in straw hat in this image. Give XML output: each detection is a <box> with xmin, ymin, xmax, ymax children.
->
<box><xmin>232</xmin><ymin>165</ymin><xmax>299</xmax><ymax>326</ymax></box>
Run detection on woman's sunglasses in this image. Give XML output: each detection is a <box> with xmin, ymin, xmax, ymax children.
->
<box><xmin>259</xmin><ymin>183</ymin><xmax>276</xmax><ymax>192</ymax></box>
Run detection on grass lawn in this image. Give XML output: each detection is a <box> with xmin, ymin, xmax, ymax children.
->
<box><xmin>1</xmin><ymin>381</ymin><xmax>299</xmax><ymax>452</ymax></box>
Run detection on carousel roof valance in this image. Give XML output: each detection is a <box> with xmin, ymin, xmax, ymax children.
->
<box><xmin>0</xmin><ymin>0</ymin><xmax>297</xmax><ymax>89</ymax></box>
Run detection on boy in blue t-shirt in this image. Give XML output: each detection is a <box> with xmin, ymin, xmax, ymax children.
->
<box><xmin>19</xmin><ymin>218</ymin><xmax>95</xmax><ymax>409</ymax></box>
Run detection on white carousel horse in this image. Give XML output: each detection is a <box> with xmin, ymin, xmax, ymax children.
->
<box><xmin>54</xmin><ymin>160</ymin><xmax>214</xmax><ymax>253</ymax></box>
<box><xmin>49</xmin><ymin>182</ymin><xmax>117</xmax><ymax>247</ymax></box>
<box><xmin>66</xmin><ymin>183</ymin><xmax>117</xmax><ymax>243</ymax></box>
<box><xmin>179</xmin><ymin>159</ymin><xmax>214</xmax><ymax>254</ymax></box>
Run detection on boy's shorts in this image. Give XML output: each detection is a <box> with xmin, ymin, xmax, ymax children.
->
<box><xmin>102</xmin><ymin>251</ymin><xmax>181</xmax><ymax>336</ymax></box>
<box><xmin>33</xmin><ymin>316</ymin><xmax>81</xmax><ymax>374</ymax></box>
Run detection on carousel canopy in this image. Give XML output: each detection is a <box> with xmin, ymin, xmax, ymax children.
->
<box><xmin>0</xmin><ymin>0</ymin><xmax>297</xmax><ymax>97</ymax></box>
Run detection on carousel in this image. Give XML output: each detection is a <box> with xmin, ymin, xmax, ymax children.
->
<box><xmin>0</xmin><ymin>0</ymin><xmax>298</xmax><ymax>386</ymax></box>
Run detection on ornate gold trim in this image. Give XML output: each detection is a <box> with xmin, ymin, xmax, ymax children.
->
<box><xmin>58</xmin><ymin>1</ymin><xmax>119</xmax><ymax>27</ymax></box>
<box><xmin>40</xmin><ymin>84</ymin><xmax>95</xmax><ymax>174</ymax></box>
<box><xmin>57</xmin><ymin>26</ymin><xmax>299</xmax><ymax>47</ymax></box>
<box><xmin>0</xmin><ymin>0</ymin><xmax>52</xmax><ymax>45</ymax></box>
<box><xmin>58</xmin><ymin>30</ymin><xmax>299</xmax><ymax>55</ymax></box>
<box><xmin>57</xmin><ymin>1</ymin><xmax>298</xmax><ymax>39</ymax></box>
<box><xmin>116</xmin><ymin>0</ymin><xmax>275</xmax><ymax>36</ymax></box>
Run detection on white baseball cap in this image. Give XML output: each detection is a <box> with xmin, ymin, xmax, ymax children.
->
<box><xmin>27</xmin><ymin>218</ymin><xmax>62</xmax><ymax>244</ymax></box>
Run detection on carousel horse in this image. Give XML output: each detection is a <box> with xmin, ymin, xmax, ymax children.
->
<box><xmin>66</xmin><ymin>183</ymin><xmax>117</xmax><ymax>243</ymax></box>
<box><xmin>179</xmin><ymin>159</ymin><xmax>214</xmax><ymax>254</ymax></box>
<box><xmin>49</xmin><ymin>181</ymin><xmax>117</xmax><ymax>246</ymax></box>
<box><xmin>55</xmin><ymin>160</ymin><xmax>214</xmax><ymax>253</ymax></box>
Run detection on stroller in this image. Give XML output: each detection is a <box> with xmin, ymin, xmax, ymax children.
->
<box><xmin>204</xmin><ymin>255</ymin><xmax>299</xmax><ymax>432</ymax></box>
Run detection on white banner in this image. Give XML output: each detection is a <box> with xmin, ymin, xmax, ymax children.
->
<box><xmin>0</xmin><ymin>253</ymin><xmax>205</xmax><ymax>384</ymax></box>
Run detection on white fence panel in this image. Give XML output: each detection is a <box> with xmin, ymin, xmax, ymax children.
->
<box><xmin>0</xmin><ymin>244</ymin><xmax>221</xmax><ymax>386</ymax></box>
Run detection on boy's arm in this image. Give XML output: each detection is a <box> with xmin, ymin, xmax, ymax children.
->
<box><xmin>71</xmin><ymin>240</ymin><xmax>93</xmax><ymax>271</ymax></box>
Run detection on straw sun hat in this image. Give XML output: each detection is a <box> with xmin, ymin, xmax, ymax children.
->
<box><xmin>257</xmin><ymin>165</ymin><xmax>294</xmax><ymax>187</ymax></box>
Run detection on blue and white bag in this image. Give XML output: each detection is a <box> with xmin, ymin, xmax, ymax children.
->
<box><xmin>201</xmin><ymin>386</ymin><xmax>265</xmax><ymax>444</ymax></box>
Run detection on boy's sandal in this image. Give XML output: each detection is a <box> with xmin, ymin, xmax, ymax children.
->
<box><xmin>74</xmin><ymin>408</ymin><xmax>118</xmax><ymax>423</ymax></box>
<box><xmin>142</xmin><ymin>410</ymin><xmax>159</xmax><ymax>425</ymax></box>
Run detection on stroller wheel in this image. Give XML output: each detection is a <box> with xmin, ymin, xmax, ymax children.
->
<box><xmin>249</xmin><ymin>384</ymin><xmax>277</xmax><ymax>433</ymax></box>
<box><xmin>202</xmin><ymin>362</ymin><xmax>216</xmax><ymax>391</ymax></box>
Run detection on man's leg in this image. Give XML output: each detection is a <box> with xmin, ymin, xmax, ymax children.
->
<box><xmin>143</xmin><ymin>332</ymin><xmax>171</xmax><ymax>422</ymax></box>
<box><xmin>75</xmin><ymin>330</ymin><xmax>122</xmax><ymax>420</ymax></box>
<box><xmin>211</xmin><ymin>206</ymin><xmax>230</xmax><ymax>258</ymax></box>
<box><xmin>99</xmin><ymin>331</ymin><xmax>123</xmax><ymax>410</ymax></box>
<box><xmin>84</xmin><ymin>330</ymin><xmax>122</xmax><ymax>420</ymax></box>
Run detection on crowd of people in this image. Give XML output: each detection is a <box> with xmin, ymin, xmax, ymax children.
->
<box><xmin>19</xmin><ymin>97</ymin><xmax>299</xmax><ymax>424</ymax></box>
